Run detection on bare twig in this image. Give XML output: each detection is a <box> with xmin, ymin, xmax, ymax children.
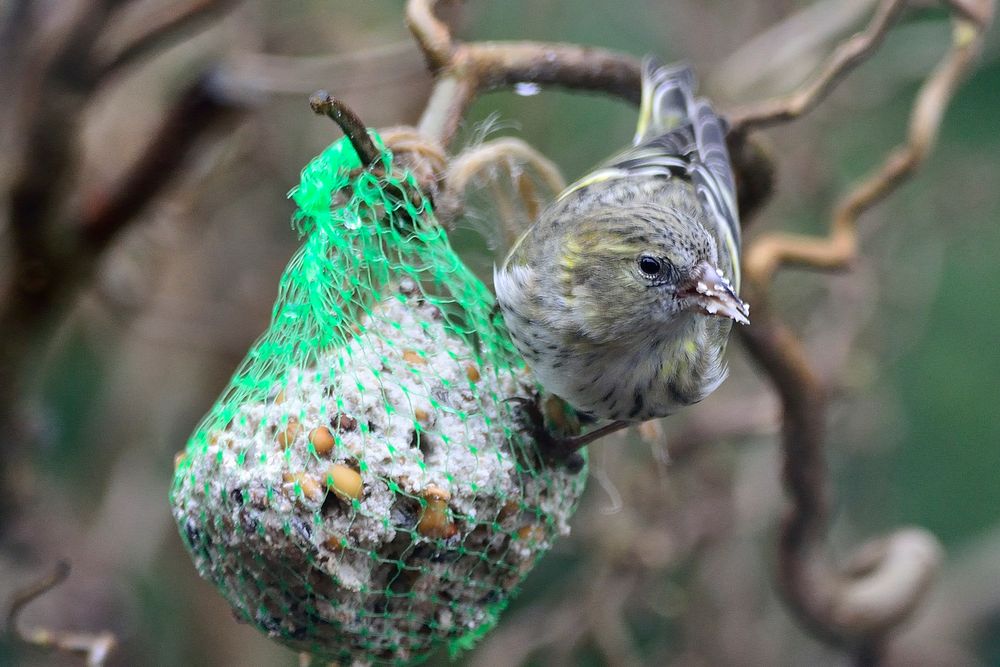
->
<box><xmin>8</xmin><ymin>0</ymin><xmax>118</xmax><ymax>247</ymax></box>
<box><xmin>0</xmin><ymin>0</ymin><xmax>243</xmax><ymax>534</ymax></box>
<box><xmin>444</xmin><ymin>136</ymin><xmax>565</xmax><ymax>241</ymax></box>
<box><xmin>407</xmin><ymin>0</ymin><xmax>641</xmax><ymax>145</ymax></box>
<box><xmin>405</xmin><ymin>0</ymin><xmax>454</xmax><ymax>73</ymax></box>
<box><xmin>81</xmin><ymin>70</ymin><xmax>246</xmax><ymax>246</ymax></box>
<box><xmin>944</xmin><ymin>0</ymin><xmax>996</xmax><ymax>26</ymax></box>
<box><xmin>727</xmin><ymin>0</ymin><xmax>907</xmax><ymax>133</ymax></box>
<box><xmin>310</xmin><ymin>91</ymin><xmax>382</xmax><ymax>167</ymax></box>
<box><xmin>401</xmin><ymin>0</ymin><xmax>990</xmax><ymax>656</ymax></box>
<box><xmin>0</xmin><ymin>0</ymin><xmax>124</xmax><ymax>532</ymax></box>
<box><xmin>396</xmin><ymin>5</ymin><xmax>985</xmax><ymax>653</ymax></box>
<box><xmin>96</xmin><ymin>0</ymin><xmax>239</xmax><ymax>78</ymax></box>
<box><xmin>5</xmin><ymin>561</ymin><xmax>117</xmax><ymax>666</ymax></box>
<box><xmin>447</xmin><ymin>137</ymin><xmax>566</xmax><ymax>197</ymax></box>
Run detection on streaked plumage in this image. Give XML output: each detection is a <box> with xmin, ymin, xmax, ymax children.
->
<box><xmin>494</xmin><ymin>58</ymin><xmax>748</xmax><ymax>423</ymax></box>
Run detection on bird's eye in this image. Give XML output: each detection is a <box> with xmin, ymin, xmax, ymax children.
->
<box><xmin>638</xmin><ymin>255</ymin><xmax>662</xmax><ymax>277</ymax></box>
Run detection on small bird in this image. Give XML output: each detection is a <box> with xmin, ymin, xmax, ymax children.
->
<box><xmin>494</xmin><ymin>57</ymin><xmax>748</xmax><ymax>450</ymax></box>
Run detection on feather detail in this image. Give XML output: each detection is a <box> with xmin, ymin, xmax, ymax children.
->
<box><xmin>559</xmin><ymin>57</ymin><xmax>742</xmax><ymax>290</ymax></box>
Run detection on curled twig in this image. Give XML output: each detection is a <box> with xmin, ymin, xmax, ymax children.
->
<box><xmin>5</xmin><ymin>561</ymin><xmax>117</xmax><ymax>666</ymax></box>
<box><xmin>397</xmin><ymin>7</ymin><xmax>985</xmax><ymax>652</ymax></box>
<box><xmin>444</xmin><ymin>137</ymin><xmax>566</xmax><ymax>242</ymax></box>
<box><xmin>398</xmin><ymin>0</ymin><xmax>996</xmax><ymax>657</ymax></box>
<box><xmin>405</xmin><ymin>0</ymin><xmax>455</xmax><ymax>72</ymax></box>
<box><xmin>727</xmin><ymin>0</ymin><xmax>907</xmax><ymax>134</ymax></box>
<box><xmin>735</xmin><ymin>2</ymin><xmax>992</xmax><ymax>651</ymax></box>
<box><xmin>744</xmin><ymin>15</ymin><xmax>987</xmax><ymax>285</ymax></box>
<box><xmin>447</xmin><ymin>137</ymin><xmax>566</xmax><ymax>197</ymax></box>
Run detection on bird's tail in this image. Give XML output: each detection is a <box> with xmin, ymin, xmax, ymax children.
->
<box><xmin>633</xmin><ymin>58</ymin><xmax>697</xmax><ymax>145</ymax></box>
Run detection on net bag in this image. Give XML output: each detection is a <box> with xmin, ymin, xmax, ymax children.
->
<box><xmin>170</xmin><ymin>134</ymin><xmax>588</xmax><ymax>664</ymax></box>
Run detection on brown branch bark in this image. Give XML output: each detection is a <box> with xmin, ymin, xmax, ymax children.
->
<box><xmin>309</xmin><ymin>91</ymin><xmax>382</xmax><ymax>167</ymax></box>
<box><xmin>95</xmin><ymin>0</ymin><xmax>239</xmax><ymax>78</ymax></box>
<box><xmin>727</xmin><ymin>0</ymin><xmax>907</xmax><ymax>133</ymax></box>
<box><xmin>743</xmin><ymin>16</ymin><xmax>987</xmax><ymax>284</ymax></box>
<box><xmin>79</xmin><ymin>71</ymin><xmax>245</xmax><ymax>246</ymax></box>
<box><xmin>407</xmin><ymin>0</ymin><xmax>641</xmax><ymax>146</ymax></box>
<box><xmin>5</xmin><ymin>561</ymin><xmax>117</xmax><ymax>666</ymax></box>
<box><xmin>735</xmin><ymin>3</ymin><xmax>991</xmax><ymax>653</ymax></box>
<box><xmin>0</xmin><ymin>0</ymin><xmax>989</xmax><ymax>660</ymax></box>
<box><xmin>0</xmin><ymin>1</ymin><xmax>245</xmax><ymax>536</ymax></box>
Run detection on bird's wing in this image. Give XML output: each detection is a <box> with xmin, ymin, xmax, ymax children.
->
<box><xmin>559</xmin><ymin>57</ymin><xmax>742</xmax><ymax>289</ymax></box>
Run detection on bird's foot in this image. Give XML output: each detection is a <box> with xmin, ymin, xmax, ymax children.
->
<box><xmin>507</xmin><ymin>396</ymin><xmax>627</xmax><ymax>471</ymax></box>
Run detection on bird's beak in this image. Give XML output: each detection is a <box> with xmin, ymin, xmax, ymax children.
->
<box><xmin>681</xmin><ymin>262</ymin><xmax>750</xmax><ymax>325</ymax></box>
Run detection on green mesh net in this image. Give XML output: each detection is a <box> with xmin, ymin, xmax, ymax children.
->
<box><xmin>170</xmin><ymin>134</ymin><xmax>588</xmax><ymax>664</ymax></box>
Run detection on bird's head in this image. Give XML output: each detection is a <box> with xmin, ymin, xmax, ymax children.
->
<box><xmin>557</xmin><ymin>204</ymin><xmax>748</xmax><ymax>344</ymax></box>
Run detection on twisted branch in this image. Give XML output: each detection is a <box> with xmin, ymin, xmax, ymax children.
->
<box><xmin>310</xmin><ymin>91</ymin><xmax>382</xmax><ymax>167</ymax></box>
<box><xmin>5</xmin><ymin>562</ymin><xmax>117</xmax><ymax>666</ymax></box>
<box><xmin>443</xmin><ymin>136</ymin><xmax>566</xmax><ymax>241</ymax></box>
<box><xmin>734</xmin><ymin>1</ymin><xmax>992</xmax><ymax>652</ymax></box>
<box><xmin>0</xmin><ymin>1</ymin><xmax>246</xmax><ymax>536</ymax></box>
<box><xmin>743</xmin><ymin>13</ymin><xmax>988</xmax><ymax>283</ymax></box>
<box><xmin>727</xmin><ymin>0</ymin><xmax>907</xmax><ymax>134</ymax></box>
<box><xmin>80</xmin><ymin>70</ymin><xmax>245</xmax><ymax>245</ymax></box>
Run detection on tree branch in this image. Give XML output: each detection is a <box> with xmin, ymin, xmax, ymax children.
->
<box><xmin>309</xmin><ymin>91</ymin><xmax>381</xmax><ymax>167</ymax></box>
<box><xmin>5</xmin><ymin>561</ymin><xmax>117</xmax><ymax>666</ymax></box>
<box><xmin>95</xmin><ymin>0</ymin><xmax>239</xmax><ymax>78</ymax></box>
<box><xmin>743</xmin><ymin>12</ymin><xmax>987</xmax><ymax>285</ymax></box>
<box><xmin>727</xmin><ymin>0</ymin><xmax>907</xmax><ymax>133</ymax></box>
<box><xmin>405</xmin><ymin>0</ymin><xmax>455</xmax><ymax>73</ymax></box>
<box><xmin>395</xmin><ymin>0</ymin><xmax>988</xmax><ymax>655</ymax></box>
<box><xmin>0</xmin><ymin>0</ymin><xmax>244</xmax><ymax>535</ymax></box>
<box><xmin>407</xmin><ymin>0</ymin><xmax>641</xmax><ymax>146</ymax></box>
<box><xmin>80</xmin><ymin>70</ymin><xmax>246</xmax><ymax>247</ymax></box>
<box><xmin>736</xmin><ymin>3</ymin><xmax>992</xmax><ymax>652</ymax></box>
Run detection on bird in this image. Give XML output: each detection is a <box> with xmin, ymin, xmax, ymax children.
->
<box><xmin>493</xmin><ymin>56</ymin><xmax>748</xmax><ymax>452</ymax></box>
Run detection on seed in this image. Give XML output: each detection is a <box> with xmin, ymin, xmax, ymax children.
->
<box><xmin>543</xmin><ymin>395</ymin><xmax>578</xmax><ymax>434</ymax></box>
<box><xmin>323</xmin><ymin>535</ymin><xmax>345</xmax><ymax>551</ymax></box>
<box><xmin>423</xmin><ymin>485</ymin><xmax>451</xmax><ymax>502</ymax></box>
<box><xmin>309</xmin><ymin>426</ymin><xmax>335</xmax><ymax>455</ymax></box>
<box><xmin>331</xmin><ymin>413</ymin><xmax>358</xmax><ymax>432</ymax></box>
<box><xmin>403</xmin><ymin>349</ymin><xmax>426</xmax><ymax>365</ymax></box>
<box><xmin>418</xmin><ymin>485</ymin><xmax>457</xmax><ymax>538</ymax></box>
<box><xmin>498</xmin><ymin>500</ymin><xmax>520</xmax><ymax>522</ymax></box>
<box><xmin>326</xmin><ymin>464</ymin><xmax>363</xmax><ymax>501</ymax></box>
<box><xmin>413</xmin><ymin>407</ymin><xmax>430</xmax><ymax>423</ymax></box>
<box><xmin>465</xmin><ymin>365</ymin><xmax>480</xmax><ymax>382</ymax></box>
<box><xmin>276</xmin><ymin>419</ymin><xmax>300</xmax><ymax>449</ymax></box>
<box><xmin>274</xmin><ymin>390</ymin><xmax>286</xmax><ymax>405</ymax></box>
<box><xmin>174</xmin><ymin>451</ymin><xmax>187</xmax><ymax>469</ymax></box>
<box><xmin>282</xmin><ymin>472</ymin><xmax>323</xmax><ymax>501</ymax></box>
<box><xmin>516</xmin><ymin>524</ymin><xmax>545</xmax><ymax>545</ymax></box>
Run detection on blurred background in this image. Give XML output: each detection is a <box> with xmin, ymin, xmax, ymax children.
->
<box><xmin>1</xmin><ymin>1</ymin><xmax>998</xmax><ymax>665</ymax></box>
